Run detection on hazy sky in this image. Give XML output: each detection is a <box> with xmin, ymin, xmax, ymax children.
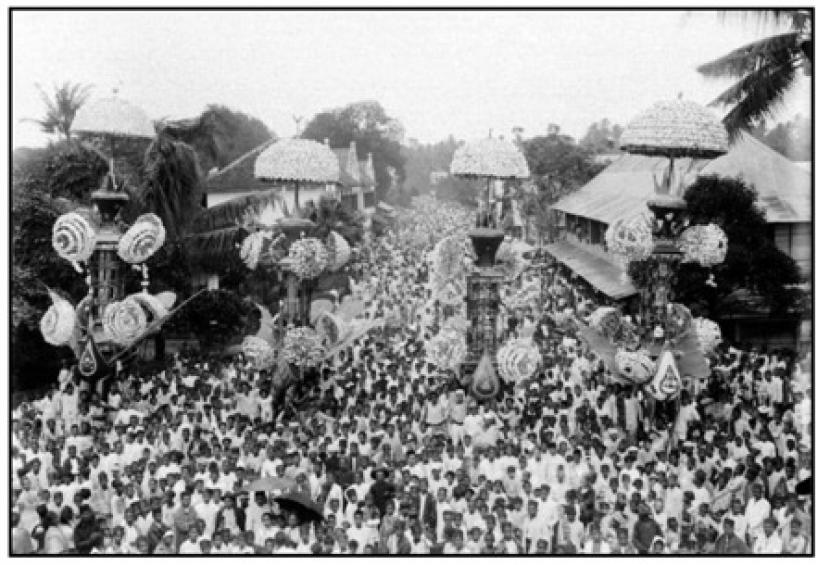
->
<box><xmin>11</xmin><ymin>9</ymin><xmax>812</xmax><ymax>148</ymax></box>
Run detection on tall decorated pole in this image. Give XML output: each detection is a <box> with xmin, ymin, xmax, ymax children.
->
<box><xmin>44</xmin><ymin>95</ymin><xmax>176</xmax><ymax>382</ymax></box>
<box><xmin>601</xmin><ymin>96</ymin><xmax>730</xmax><ymax>434</ymax></box>
<box><xmin>252</xmin><ymin>137</ymin><xmax>340</xmax><ymax>325</ymax></box>
<box><xmin>450</xmin><ymin>136</ymin><xmax>530</xmax><ymax>398</ymax></box>
<box><xmin>618</xmin><ymin>96</ymin><xmax>729</xmax><ymax>333</ymax></box>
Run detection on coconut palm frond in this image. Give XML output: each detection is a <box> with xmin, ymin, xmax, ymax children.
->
<box><xmin>190</xmin><ymin>189</ymin><xmax>284</xmax><ymax>233</ymax></box>
<box><xmin>718</xmin><ymin>59</ymin><xmax>798</xmax><ymax>140</ymax></box>
<box><xmin>23</xmin><ymin>82</ymin><xmax>93</xmax><ymax>139</ymax></box>
<box><xmin>697</xmin><ymin>32</ymin><xmax>802</xmax><ymax>78</ymax></box>
<box><xmin>139</xmin><ymin>135</ymin><xmax>204</xmax><ymax>242</ymax></box>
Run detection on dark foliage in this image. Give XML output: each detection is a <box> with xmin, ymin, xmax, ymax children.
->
<box><xmin>628</xmin><ymin>175</ymin><xmax>803</xmax><ymax>318</ymax></box>
<box><xmin>137</xmin><ymin>134</ymin><xmax>205</xmax><ymax>242</ymax></box>
<box><xmin>165</xmin><ymin>289</ymin><xmax>249</xmax><ymax>350</ymax></box>
<box><xmin>159</xmin><ymin>104</ymin><xmax>274</xmax><ymax>174</ymax></box>
<box><xmin>13</xmin><ymin>140</ymin><xmax>109</xmax><ymax>204</ymax></box>
<box><xmin>521</xmin><ymin>130</ymin><xmax>604</xmax><ymax>195</ymax></box>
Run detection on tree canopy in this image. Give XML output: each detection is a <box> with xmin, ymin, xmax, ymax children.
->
<box><xmin>160</xmin><ymin>104</ymin><xmax>274</xmax><ymax>174</ymax></box>
<box><xmin>521</xmin><ymin>128</ymin><xmax>605</xmax><ymax>196</ymax></box>
<box><xmin>579</xmin><ymin>118</ymin><xmax>624</xmax><ymax>153</ymax></box>
<box><xmin>698</xmin><ymin>10</ymin><xmax>812</xmax><ymax>138</ymax></box>
<box><xmin>302</xmin><ymin>100</ymin><xmax>406</xmax><ymax>201</ymax></box>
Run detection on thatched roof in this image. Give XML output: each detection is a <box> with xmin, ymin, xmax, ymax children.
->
<box><xmin>555</xmin><ymin>135</ymin><xmax>810</xmax><ymax>226</ymax></box>
<box><xmin>73</xmin><ymin>97</ymin><xmax>156</xmax><ymax>138</ymax></box>
<box><xmin>254</xmin><ymin>138</ymin><xmax>339</xmax><ymax>184</ymax></box>
<box><xmin>450</xmin><ymin>138</ymin><xmax>530</xmax><ymax>179</ymax></box>
<box><xmin>619</xmin><ymin>99</ymin><xmax>728</xmax><ymax>158</ymax></box>
<box><xmin>205</xmin><ymin>139</ymin><xmax>276</xmax><ymax>195</ymax></box>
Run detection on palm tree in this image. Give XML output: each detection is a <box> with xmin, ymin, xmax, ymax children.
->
<box><xmin>137</xmin><ymin>130</ymin><xmax>205</xmax><ymax>243</ymax></box>
<box><xmin>697</xmin><ymin>10</ymin><xmax>812</xmax><ymax>139</ymax></box>
<box><xmin>23</xmin><ymin>82</ymin><xmax>92</xmax><ymax>140</ymax></box>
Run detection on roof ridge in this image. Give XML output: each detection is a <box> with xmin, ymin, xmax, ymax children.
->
<box><xmin>207</xmin><ymin>137</ymin><xmax>277</xmax><ymax>181</ymax></box>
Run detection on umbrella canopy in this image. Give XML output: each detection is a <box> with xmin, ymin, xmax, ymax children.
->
<box><xmin>243</xmin><ymin>476</ymin><xmax>297</xmax><ymax>494</ymax></box>
<box><xmin>273</xmin><ymin>491</ymin><xmax>324</xmax><ymax>523</ymax></box>
<box><xmin>73</xmin><ymin>96</ymin><xmax>156</xmax><ymax>138</ymax></box>
<box><xmin>254</xmin><ymin>138</ymin><xmax>340</xmax><ymax>184</ymax></box>
<box><xmin>619</xmin><ymin>98</ymin><xmax>728</xmax><ymax>159</ymax></box>
<box><xmin>450</xmin><ymin>137</ymin><xmax>530</xmax><ymax>179</ymax></box>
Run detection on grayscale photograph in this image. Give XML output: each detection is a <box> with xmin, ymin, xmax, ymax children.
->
<box><xmin>7</xmin><ymin>4</ymin><xmax>814</xmax><ymax>557</ymax></box>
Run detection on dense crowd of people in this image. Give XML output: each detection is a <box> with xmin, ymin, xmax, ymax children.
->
<box><xmin>12</xmin><ymin>196</ymin><xmax>812</xmax><ymax>555</ymax></box>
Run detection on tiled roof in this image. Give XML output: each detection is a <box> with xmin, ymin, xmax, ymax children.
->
<box><xmin>543</xmin><ymin>240</ymin><xmax>637</xmax><ymax>300</ymax></box>
<box><xmin>555</xmin><ymin>135</ymin><xmax>811</xmax><ymax>225</ymax></box>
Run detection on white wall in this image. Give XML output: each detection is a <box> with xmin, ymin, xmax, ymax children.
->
<box><xmin>207</xmin><ymin>186</ymin><xmax>330</xmax><ymax>223</ymax></box>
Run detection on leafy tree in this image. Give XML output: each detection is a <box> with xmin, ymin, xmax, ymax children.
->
<box><xmin>628</xmin><ymin>174</ymin><xmax>803</xmax><ymax>318</ymax></box>
<box><xmin>697</xmin><ymin>10</ymin><xmax>812</xmax><ymax>138</ymax></box>
<box><xmin>579</xmin><ymin>118</ymin><xmax>624</xmax><ymax>153</ymax></box>
<box><xmin>160</xmin><ymin>104</ymin><xmax>274</xmax><ymax>173</ymax></box>
<box><xmin>13</xmin><ymin>141</ymin><xmax>109</xmax><ymax>203</ymax></box>
<box><xmin>521</xmin><ymin>129</ymin><xmax>604</xmax><ymax>196</ymax></box>
<box><xmin>302</xmin><ymin>100</ymin><xmax>406</xmax><ymax>201</ymax></box>
<box><xmin>22</xmin><ymin>82</ymin><xmax>92</xmax><ymax>140</ymax></box>
<box><xmin>11</xmin><ymin>175</ymin><xmax>89</xmax><ymax>388</ymax></box>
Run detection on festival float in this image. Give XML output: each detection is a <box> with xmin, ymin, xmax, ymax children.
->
<box><xmin>449</xmin><ymin>136</ymin><xmax>531</xmax><ymax>399</ymax></box>
<box><xmin>573</xmin><ymin>96</ymin><xmax>730</xmax><ymax>408</ymax></box>
<box><xmin>41</xmin><ymin>96</ymin><xmax>181</xmax><ymax>381</ymax></box>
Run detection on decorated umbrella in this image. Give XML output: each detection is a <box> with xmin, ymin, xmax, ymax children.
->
<box><xmin>450</xmin><ymin>136</ymin><xmax>530</xmax><ymax>266</ymax></box>
<box><xmin>273</xmin><ymin>491</ymin><xmax>324</xmax><ymax>523</ymax></box>
<box><xmin>254</xmin><ymin>138</ymin><xmax>340</xmax><ymax>214</ymax></box>
<box><xmin>617</xmin><ymin>97</ymin><xmax>729</xmax><ymax>352</ymax></box>
<box><xmin>620</xmin><ymin>96</ymin><xmax>727</xmax><ymax>208</ymax></box>
<box><xmin>619</xmin><ymin>97</ymin><xmax>729</xmax><ymax>159</ymax></box>
<box><xmin>450</xmin><ymin>137</ymin><xmax>530</xmax><ymax>180</ymax></box>
<box><xmin>72</xmin><ymin>94</ymin><xmax>156</xmax><ymax>187</ymax></box>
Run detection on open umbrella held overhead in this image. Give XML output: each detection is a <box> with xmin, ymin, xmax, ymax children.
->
<box><xmin>273</xmin><ymin>491</ymin><xmax>324</xmax><ymax>523</ymax></box>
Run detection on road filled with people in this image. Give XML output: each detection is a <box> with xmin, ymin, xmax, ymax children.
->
<box><xmin>11</xmin><ymin>196</ymin><xmax>812</xmax><ymax>555</ymax></box>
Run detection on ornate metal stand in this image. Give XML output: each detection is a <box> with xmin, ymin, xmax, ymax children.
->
<box><xmin>643</xmin><ymin>194</ymin><xmax>689</xmax><ymax>330</ymax></box>
<box><xmin>461</xmin><ymin>228</ymin><xmax>504</xmax><ymax>380</ymax></box>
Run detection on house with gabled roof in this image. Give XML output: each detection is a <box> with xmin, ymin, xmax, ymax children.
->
<box><xmin>331</xmin><ymin>141</ymin><xmax>376</xmax><ymax>214</ymax></box>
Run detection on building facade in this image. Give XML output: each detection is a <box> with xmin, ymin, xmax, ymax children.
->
<box><xmin>551</xmin><ymin>135</ymin><xmax>811</xmax><ymax>351</ymax></box>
